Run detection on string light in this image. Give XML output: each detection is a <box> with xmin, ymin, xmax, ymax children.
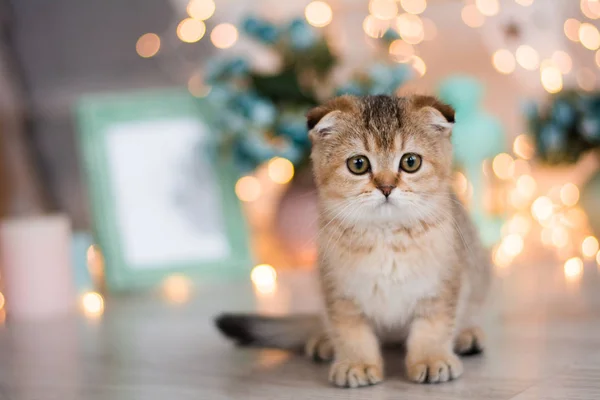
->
<box><xmin>369</xmin><ymin>0</ymin><xmax>398</xmax><ymax>20</ymax></box>
<box><xmin>531</xmin><ymin>196</ymin><xmax>553</xmax><ymax>222</ymax></box>
<box><xmin>515</xmin><ymin>0</ymin><xmax>534</xmax><ymax>5</ymax></box>
<box><xmin>187</xmin><ymin>0</ymin><xmax>216</xmax><ymax>21</ymax></box>
<box><xmin>516</xmin><ymin>175</ymin><xmax>536</xmax><ymax>199</ymax></box>
<box><xmin>409</xmin><ymin>55</ymin><xmax>427</xmax><ymax>77</ymax></box>
<box><xmin>513</xmin><ymin>134</ymin><xmax>534</xmax><ymax>160</ymax></box>
<box><xmin>251</xmin><ymin>264</ymin><xmax>277</xmax><ymax>294</ymax></box>
<box><xmin>235</xmin><ymin>176</ymin><xmax>262</xmax><ymax>202</ymax></box>
<box><xmin>564</xmin><ymin>19</ymin><xmax>581</xmax><ymax>42</ymax></box>
<box><xmin>582</xmin><ymin>236</ymin><xmax>599</xmax><ymax>258</ymax></box>
<box><xmin>162</xmin><ymin>275</ymin><xmax>193</xmax><ymax>304</ymax></box>
<box><xmin>577</xmin><ymin>68</ymin><xmax>597</xmax><ymax>91</ymax></box>
<box><xmin>564</xmin><ymin>257</ymin><xmax>583</xmax><ymax>281</ymax></box>
<box><xmin>579</xmin><ymin>23</ymin><xmax>600</xmax><ymax>50</ymax></box>
<box><xmin>395</xmin><ymin>13</ymin><xmax>424</xmax><ymax>44</ymax></box>
<box><xmin>81</xmin><ymin>292</ymin><xmax>104</xmax><ymax>317</ymax></box>
<box><xmin>211</xmin><ymin>23</ymin><xmax>238</xmax><ymax>49</ymax></box>
<box><xmin>389</xmin><ymin>39</ymin><xmax>415</xmax><ymax>62</ymax></box>
<box><xmin>551</xmin><ymin>51</ymin><xmax>573</xmax><ymax>74</ymax></box>
<box><xmin>560</xmin><ymin>183</ymin><xmax>580</xmax><ymax>206</ymax></box>
<box><xmin>136</xmin><ymin>33</ymin><xmax>161</xmax><ymax>58</ymax></box>
<box><xmin>177</xmin><ymin>18</ymin><xmax>206</xmax><ymax>43</ymax></box>
<box><xmin>540</xmin><ymin>65</ymin><xmax>563</xmax><ymax>93</ymax></box>
<box><xmin>581</xmin><ymin>0</ymin><xmax>600</xmax><ymax>19</ymax></box>
<box><xmin>305</xmin><ymin>1</ymin><xmax>333</xmax><ymax>27</ymax></box>
<box><xmin>363</xmin><ymin>15</ymin><xmax>390</xmax><ymax>38</ymax></box>
<box><xmin>492</xmin><ymin>153</ymin><xmax>514</xmax><ymax>179</ymax></box>
<box><xmin>515</xmin><ymin>45</ymin><xmax>539</xmax><ymax>70</ymax></box>
<box><xmin>492</xmin><ymin>49</ymin><xmax>516</xmax><ymax>74</ymax></box>
<box><xmin>400</xmin><ymin>0</ymin><xmax>427</xmax><ymax>15</ymax></box>
<box><xmin>475</xmin><ymin>0</ymin><xmax>500</xmax><ymax>17</ymax></box>
<box><xmin>268</xmin><ymin>157</ymin><xmax>295</xmax><ymax>184</ymax></box>
<box><xmin>461</xmin><ymin>5</ymin><xmax>485</xmax><ymax>28</ymax></box>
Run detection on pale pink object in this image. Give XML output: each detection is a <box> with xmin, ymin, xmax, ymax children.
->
<box><xmin>0</xmin><ymin>214</ymin><xmax>76</xmax><ymax>320</ymax></box>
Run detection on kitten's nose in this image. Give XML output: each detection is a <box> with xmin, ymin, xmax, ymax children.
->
<box><xmin>377</xmin><ymin>185</ymin><xmax>395</xmax><ymax>198</ymax></box>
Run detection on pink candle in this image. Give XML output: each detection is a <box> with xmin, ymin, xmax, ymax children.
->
<box><xmin>0</xmin><ymin>214</ymin><xmax>76</xmax><ymax>320</ymax></box>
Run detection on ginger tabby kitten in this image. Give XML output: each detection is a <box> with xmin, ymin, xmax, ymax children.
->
<box><xmin>216</xmin><ymin>94</ymin><xmax>491</xmax><ymax>388</ymax></box>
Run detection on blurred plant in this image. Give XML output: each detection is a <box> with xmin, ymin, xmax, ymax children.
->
<box><xmin>205</xmin><ymin>16</ymin><xmax>412</xmax><ymax>174</ymax></box>
<box><xmin>525</xmin><ymin>90</ymin><xmax>600</xmax><ymax>165</ymax></box>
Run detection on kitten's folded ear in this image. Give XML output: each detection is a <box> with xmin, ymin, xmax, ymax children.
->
<box><xmin>306</xmin><ymin>95</ymin><xmax>358</xmax><ymax>141</ymax></box>
<box><xmin>412</xmin><ymin>95</ymin><xmax>455</xmax><ymax>136</ymax></box>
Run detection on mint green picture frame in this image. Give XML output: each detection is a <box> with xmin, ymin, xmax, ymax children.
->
<box><xmin>76</xmin><ymin>89</ymin><xmax>252</xmax><ymax>291</ymax></box>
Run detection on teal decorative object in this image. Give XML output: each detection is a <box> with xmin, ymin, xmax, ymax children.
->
<box><xmin>438</xmin><ymin>76</ymin><xmax>506</xmax><ymax>246</ymax></box>
<box><xmin>207</xmin><ymin>16</ymin><xmax>412</xmax><ymax>175</ymax></box>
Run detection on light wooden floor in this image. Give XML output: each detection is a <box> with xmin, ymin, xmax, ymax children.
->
<box><xmin>1</xmin><ymin>260</ymin><xmax>600</xmax><ymax>400</ymax></box>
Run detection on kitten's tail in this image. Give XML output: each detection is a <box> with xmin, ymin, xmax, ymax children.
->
<box><xmin>215</xmin><ymin>313</ymin><xmax>321</xmax><ymax>350</ymax></box>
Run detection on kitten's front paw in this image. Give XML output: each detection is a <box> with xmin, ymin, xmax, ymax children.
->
<box><xmin>455</xmin><ymin>326</ymin><xmax>485</xmax><ymax>356</ymax></box>
<box><xmin>406</xmin><ymin>352</ymin><xmax>463</xmax><ymax>384</ymax></box>
<box><xmin>305</xmin><ymin>333</ymin><xmax>334</xmax><ymax>362</ymax></box>
<box><xmin>329</xmin><ymin>361</ymin><xmax>383</xmax><ymax>388</ymax></box>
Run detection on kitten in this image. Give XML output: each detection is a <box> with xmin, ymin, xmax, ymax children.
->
<box><xmin>216</xmin><ymin>94</ymin><xmax>491</xmax><ymax>388</ymax></box>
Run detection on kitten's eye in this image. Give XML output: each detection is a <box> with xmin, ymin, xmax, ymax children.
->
<box><xmin>346</xmin><ymin>155</ymin><xmax>370</xmax><ymax>175</ymax></box>
<box><xmin>400</xmin><ymin>153</ymin><xmax>422</xmax><ymax>173</ymax></box>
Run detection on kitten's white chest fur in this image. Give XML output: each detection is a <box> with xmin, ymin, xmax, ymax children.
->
<box><xmin>326</xmin><ymin>226</ymin><xmax>450</xmax><ymax>329</ymax></box>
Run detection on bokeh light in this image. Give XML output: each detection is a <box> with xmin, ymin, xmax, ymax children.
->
<box><xmin>81</xmin><ymin>292</ymin><xmax>104</xmax><ymax>317</ymax></box>
<box><xmin>492</xmin><ymin>49</ymin><xmax>516</xmax><ymax>74</ymax></box>
<box><xmin>235</xmin><ymin>176</ymin><xmax>262</xmax><ymax>202</ymax></box>
<box><xmin>268</xmin><ymin>157</ymin><xmax>295</xmax><ymax>184</ymax></box>
<box><xmin>136</xmin><ymin>33</ymin><xmax>161</xmax><ymax>58</ymax></box>
<box><xmin>492</xmin><ymin>153</ymin><xmax>514</xmax><ymax>180</ymax></box>
<box><xmin>564</xmin><ymin>18</ymin><xmax>581</xmax><ymax>42</ymax></box>
<box><xmin>504</xmin><ymin>214</ymin><xmax>531</xmax><ymax>236</ymax></box>
<box><xmin>597</xmin><ymin>250</ymin><xmax>600</xmax><ymax>266</ymax></box>
<box><xmin>515</xmin><ymin>45</ymin><xmax>539</xmax><ymax>71</ymax></box>
<box><xmin>369</xmin><ymin>0</ymin><xmax>398</xmax><ymax>20</ymax></box>
<box><xmin>582</xmin><ymin>236</ymin><xmax>600</xmax><ymax>258</ymax></box>
<box><xmin>177</xmin><ymin>18</ymin><xmax>206</xmax><ymax>43</ymax></box>
<box><xmin>395</xmin><ymin>13</ymin><xmax>424</xmax><ymax>44</ymax></box>
<box><xmin>579</xmin><ymin>23</ymin><xmax>600</xmax><ymax>50</ymax></box>
<box><xmin>551</xmin><ymin>50</ymin><xmax>573</xmax><ymax>74</ymax></box>
<box><xmin>162</xmin><ymin>275</ymin><xmax>193</xmax><ymax>304</ymax></box>
<box><xmin>211</xmin><ymin>23</ymin><xmax>238</xmax><ymax>49</ymax></box>
<box><xmin>400</xmin><ymin>0</ymin><xmax>427</xmax><ymax>15</ymax></box>
<box><xmin>581</xmin><ymin>0</ymin><xmax>600</xmax><ymax>19</ymax></box>
<box><xmin>531</xmin><ymin>196</ymin><xmax>553</xmax><ymax>222</ymax></box>
<box><xmin>363</xmin><ymin>15</ymin><xmax>390</xmax><ymax>38</ymax></box>
<box><xmin>596</xmin><ymin>49</ymin><xmax>600</xmax><ymax>68</ymax></box>
<box><xmin>251</xmin><ymin>264</ymin><xmax>278</xmax><ymax>294</ymax></box>
<box><xmin>188</xmin><ymin>73</ymin><xmax>211</xmax><ymax>98</ymax></box>
<box><xmin>0</xmin><ymin>292</ymin><xmax>5</xmax><ymax>310</ymax></box>
<box><xmin>389</xmin><ymin>39</ymin><xmax>415</xmax><ymax>62</ymax></box>
<box><xmin>564</xmin><ymin>257</ymin><xmax>584</xmax><ymax>281</ymax></box>
<box><xmin>305</xmin><ymin>1</ymin><xmax>333</xmax><ymax>27</ymax></box>
<box><xmin>409</xmin><ymin>55</ymin><xmax>427</xmax><ymax>77</ymax></box>
<box><xmin>512</xmin><ymin>159</ymin><xmax>530</xmax><ymax>176</ymax></box>
<box><xmin>541</xmin><ymin>65</ymin><xmax>563</xmax><ymax>93</ymax></box>
<box><xmin>516</xmin><ymin>175</ymin><xmax>536</xmax><ymax>199</ymax></box>
<box><xmin>502</xmin><ymin>234</ymin><xmax>524</xmax><ymax>257</ymax></box>
<box><xmin>515</xmin><ymin>0</ymin><xmax>534</xmax><ymax>5</ymax></box>
<box><xmin>577</xmin><ymin>68</ymin><xmax>597</xmax><ymax>91</ymax></box>
<box><xmin>475</xmin><ymin>0</ymin><xmax>500</xmax><ymax>16</ymax></box>
<box><xmin>461</xmin><ymin>5</ymin><xmax>485</xmax><ymax>28</ymax></box>
<box><xmin>552</xmin><ymin>226</ymin><xmax>569</xmax><ymax>248</ymax></box>
<box><xmin>187</xmin><ymin>0</ymin><xmax>216</xmax><ymax>20</ymax></box>
<box><xmin>454</xmin><ymin>172</ymin><xmax>469</xmax><ymax>194</ymax></box>
<box><xmin>513</xmin><ymin>134</ymin><xmax>535</xmax><ymax>159</ymax></box>
<box><xmin>560</xmin><ymin>183</ymin><xmax>580</xmax><ymax>206</ymax></box>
